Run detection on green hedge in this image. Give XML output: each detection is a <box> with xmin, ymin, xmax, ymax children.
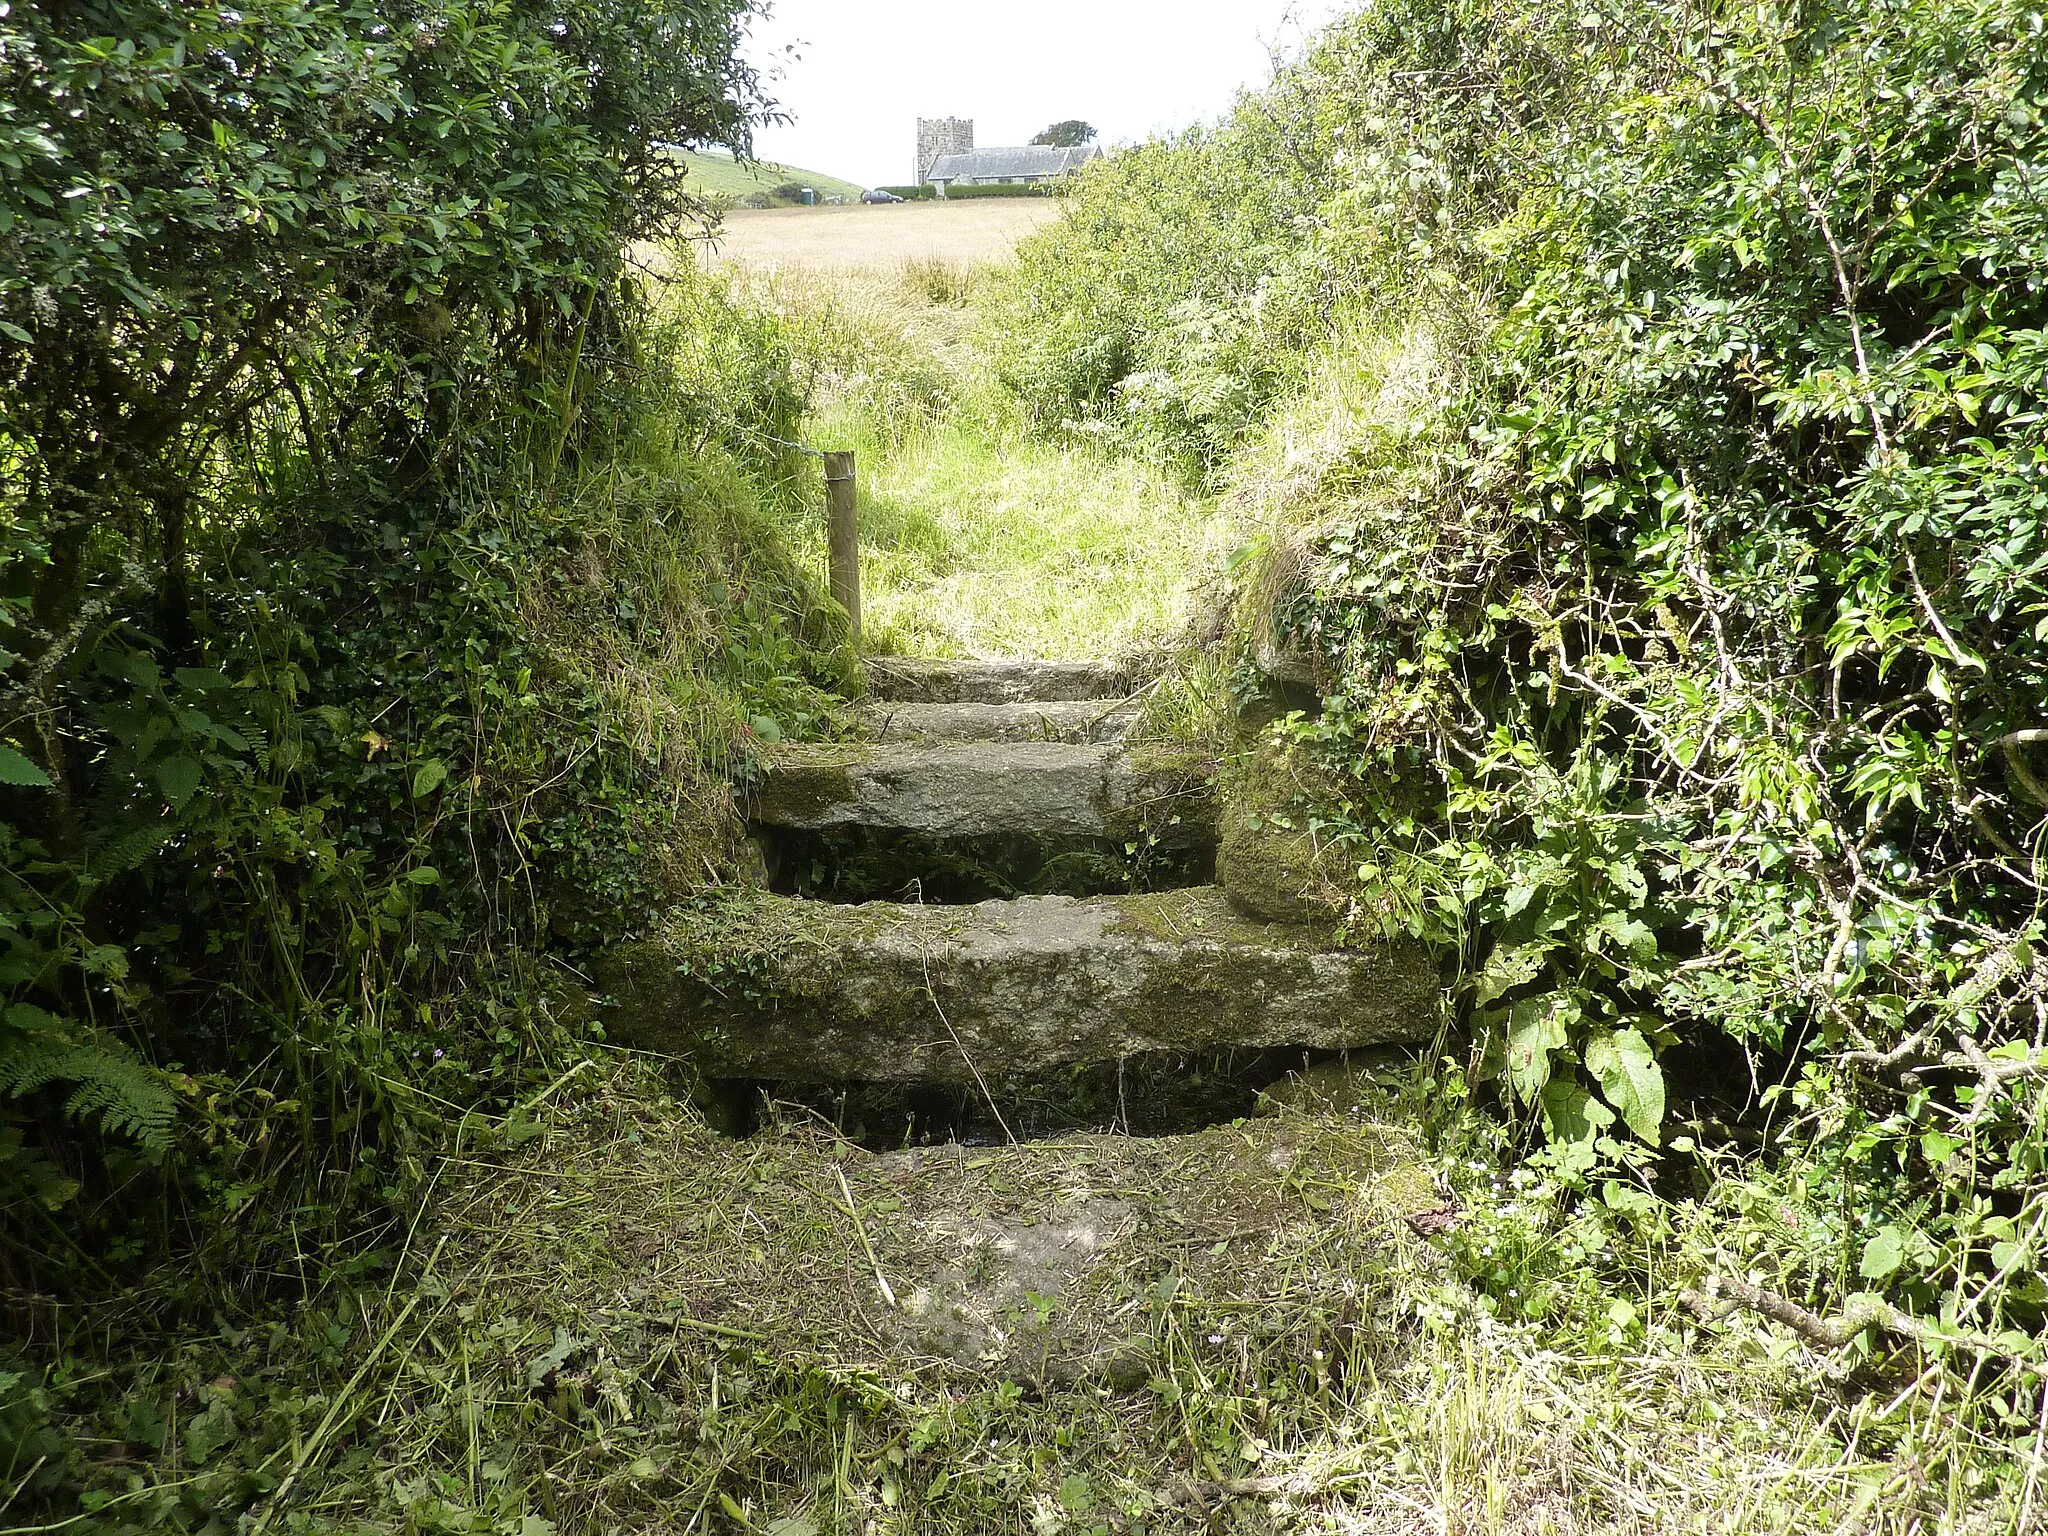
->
<box><xmin>939</xmin><ymin>181</ymin><xmax>1067</xmax><ymax>200</ymax></box>
<box><xmin>875</xmin><ymin>184</ymin><xmax>937</xmax><ymax>200</ymax></box>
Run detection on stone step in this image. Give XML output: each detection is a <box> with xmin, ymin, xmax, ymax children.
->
<box><xmin>604</xmin><ymin>887</ymin><xmax>1438</xmax><ymax>1083</ymax></box>
<box><xmin>865</xmin><ymin>657</ymin><xmax>1148</xmax><ymax>706</ymax></box>
<box><xmin>751</xmin><ymin>741</ymin><xmax>1211</xmax><ymax>842</ymax></box>
<box><xmin>857</xmin><ymin>699</ymin><xmax>1138</xmax><ymax>745</ymax></box>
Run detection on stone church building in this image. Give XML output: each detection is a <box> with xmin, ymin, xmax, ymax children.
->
<box><xmin>915</xmin><ymin>118</ymin><xmax>1103</xmax><ymax>195</ymax></box>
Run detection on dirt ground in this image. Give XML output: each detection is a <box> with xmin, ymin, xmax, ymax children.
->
<box><xmin>700</xmin><ymin>200</ymin><xmax>1064</xmax><ymax>272</ymax></box>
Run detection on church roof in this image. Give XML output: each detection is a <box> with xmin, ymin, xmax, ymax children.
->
<box><xmin>925</xmin><ymin>144</ymin><xmax>1101</xmax><ymax>182</ymax></box>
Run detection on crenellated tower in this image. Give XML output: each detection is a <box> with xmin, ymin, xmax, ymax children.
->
<box><xmin>915</xmin><ymin>117</ymin><xmax>974</xmax><ymax>185</ymax></box>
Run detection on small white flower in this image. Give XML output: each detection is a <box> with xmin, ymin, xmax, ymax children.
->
<box><xmin>1207</xmin><ymin>1333</ymin><xmax>1224</xmax><ymax>1345</ymax></box>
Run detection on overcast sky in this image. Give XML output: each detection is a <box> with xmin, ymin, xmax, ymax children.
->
<box><xmin>740</xmin><ymin>1</ymin><xmax>1350</xmax><ymax>188</ymax></box>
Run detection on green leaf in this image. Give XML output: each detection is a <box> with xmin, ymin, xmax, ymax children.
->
<box><xmin>1920</xmin><ymin>1130</ymin><xmax>1960</xmax><ymax>1167</ymax></box>
<box><xmin>1859</xmin><ymin>1226</ymin><xmax>1907</xmax><ymax>1281</ymax></box>
<box><xmin>750</xmin><ymin>715</ymin><xmax>783</xmax><ymax>743</ymax></box>
<box><xmin>1598</xmin><ymin>914</ymin><xmax>1659</xmax><ymax>964</ymax></box>
<box><xmin>525</xmin><ymin>1328</ymin><xmax>586</xmax><ymax>1388</ymax></box>
<box><xmin>0</xmin><ymin>747</ymin><xmax>51</xmax><ymax>788</ymax></box>
<box><xmin>412</xmin><ymin>758</ymin><xmax>448</xmax><ymax>798</ymax></box>
<box><xmin>405</xmin><ymin>866</ymin><xmax>441</xmax><ymax>885</ymax></box>
<box><xmin>1506</xmin><ymin>993</ymin><xmax>1577</xmax><ymax>1104</ymax></box>
<box><xmin>1541</xmin><ymin>1076</ymin><xmax>1616</xmax><ymax>1144</ymax></box>
<box><xmin>1057</xmin><ymin>1473</ymin><xmax>1096</xmax><ymax>1513</ymax></box>
<box><xmin>1474</xmin><ymin>943</ymin><xmax>1546</xmax><ymax>1007</ymax></box>
<box><xmin>1584</xmin><ymin>1027</ymin><xmax>1664</xmax><ymax>1144</ymax></box>
<box><xmin>157</xmin><ymin>754</ymin><xmax>203</xmax><ymax>808</ymax></box>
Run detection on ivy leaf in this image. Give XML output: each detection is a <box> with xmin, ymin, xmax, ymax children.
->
<box><xmin>1585</xmin><ymin>1026</ymin><xmax>1665</xmax><ymax>1144</ymax></box>
<box><xmin>1507</xmin><ymin>993</ymin><xmax>1577</xmax><ymax>1104</ymax></box>
<box><xmin>0</xmin><ymin>746</ymin><xmax>51</xmax><ymax>787</ymax></box>
<box><xmin>1859</xmin><ymin>1226</ymin><xmax>1907</xmax><ymax>1281</ymax></box>
<box><xmin>158</xmin><ymin>754</ymin><xmax>203</xmax><ymax>808</ymax></box>
<box><xmin>412</xmin><ymin>758</ymin><xmax>448</xmax><ymax>798</ymax></box>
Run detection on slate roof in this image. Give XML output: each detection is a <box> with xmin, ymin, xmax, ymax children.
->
<box><xmin>925</xmin><ymin>144</ymin><xmax>1101</xmax><ymax>183</ymax></box>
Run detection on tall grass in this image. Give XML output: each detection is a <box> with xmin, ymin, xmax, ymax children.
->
<box><xmin>718</xmin><ymin>258</ymin><xmax>1236</xmax><ymax>660</ymax></box>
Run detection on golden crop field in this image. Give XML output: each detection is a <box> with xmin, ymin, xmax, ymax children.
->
<box><xmin>700</xmin><ymin>199</ymin><xmax>1064</xmax><ymax>272</ymax></box>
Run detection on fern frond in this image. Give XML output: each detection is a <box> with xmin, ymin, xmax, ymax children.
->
<box><xmin>2</xmin><ymin>1009</ymin><xmax>179</xmax><ymax>1153</ymax></box>
<box><xmin>0</xmin><ymin>1037</ymin><xmax>73</xmax><ymax>1098</ymax></box>
<box><xmin>85</xmin><ymin>818</ymin><xmax>177</xmax><ymax>881</ymax></box>
<box><xmin>62</xmin><ymin>1048</ymin><xmax>178</xmax><ymax>1152</ymax></box>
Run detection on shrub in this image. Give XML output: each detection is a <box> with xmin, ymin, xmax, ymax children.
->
<box><xmin>941</xmin><ymin>181</ymin><xmax>1065</xmax><ymax>200</ymax></box>
<box><xmin>989</xmin><ymin>0</ymin><xmax>2048</xmax><ymax>1412</ymax></box>
<box><xmin>0</xmin><ymin>0</ymin><xmax>843</xmax><ymax>1292</ymax></box>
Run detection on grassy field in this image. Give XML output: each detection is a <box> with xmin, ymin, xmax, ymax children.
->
<box><xmin>673</xmin><ymin>146</ymin><xmax>866</xmax><ymax>203</ymax></box>
<box><xmin>701</xmin><ymin>203</ymin><xmax>1226</xmax><ymax>660</ymax></box>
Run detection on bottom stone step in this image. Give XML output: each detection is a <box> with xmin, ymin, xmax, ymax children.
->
<box><xmin>603</xmin><ymin>888</ymin><xmax>1439</xmax><ymax>1083</ymax></box>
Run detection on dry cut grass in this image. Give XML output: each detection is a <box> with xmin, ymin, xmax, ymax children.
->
<box><xmin>231</xmin><ymin>1064</ymin><xmax>1922</xmax><ymax>1535</ymax></box>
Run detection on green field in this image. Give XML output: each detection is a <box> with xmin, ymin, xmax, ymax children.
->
<box><xmin>672</xmin><ymin>146</ymin><xmax>866</xmax><ymax>202</ymax></box>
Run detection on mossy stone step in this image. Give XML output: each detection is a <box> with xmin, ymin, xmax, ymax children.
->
<box><xmin>751</xmin><ymin>741</ymin><xmax>1212</xmax><ymax>842</ymax></box>
<box><xmin>858</xmin><ymin>699</ymin><xmax>1138</xmax><ymax>745</ymax></box>
<box><xmin>865</xmin><ymin>657</ymin><xmax>1149</xmax><ymax>705</ymax></box>
<box><xmin>602</xmin><ymin>886</ymin><xmax>1438</xmax><ymax>1083</ymax></box>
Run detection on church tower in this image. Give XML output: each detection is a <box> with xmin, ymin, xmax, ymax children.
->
<box><xmin>915</xmin><ymin>117</ymin><xmax>974</xmax><ymax>185</ymax></box>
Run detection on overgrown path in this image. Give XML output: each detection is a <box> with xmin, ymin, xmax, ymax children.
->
<box><xmin>408</xmin><ymin>648</ymin><xmax>1882</xmax><ymax>1531</ymax></box>
<box><xmin>702</xmin><ymin>226</ymin><xmax>1233</xmax><ymax>662</ymax></box>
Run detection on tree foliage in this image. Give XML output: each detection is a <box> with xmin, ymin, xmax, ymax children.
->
<box><xmin>1030</xmin><ymin>119</ymin><xmax>1097</xmax><ymax>147</ymax></box>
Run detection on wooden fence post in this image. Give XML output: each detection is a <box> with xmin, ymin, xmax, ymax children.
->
<box><xmin>824</xmin><ymin>450</ymin><xmax>860</xmax><ymax>642</ymax></box>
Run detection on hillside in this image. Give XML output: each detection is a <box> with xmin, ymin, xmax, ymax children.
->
<box><xmin>673</xmin><ymin>146</ymin><xmax>866</xmax><ymax>202</ymax></box>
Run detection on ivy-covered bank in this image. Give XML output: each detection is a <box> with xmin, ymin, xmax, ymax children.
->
<box><xmin>997</xmin><ymin>0</ymin><xmax>2048</xmax><ymax>1508</ymax></box>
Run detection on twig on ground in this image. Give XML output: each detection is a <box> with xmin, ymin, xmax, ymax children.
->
<box><xmin>834</xmin><ymin>1165</ymin><xmax>897</xmax><ymax>1309</ymax></box>
<box><xmin>1685</xmin><ymin>1273</ymin><xmax>2042</xmax><ymax>1379</ymax></box>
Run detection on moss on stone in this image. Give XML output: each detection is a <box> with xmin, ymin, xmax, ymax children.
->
<box><xmin>748</xmin><ymin>748</ymin><xmax>865</xmax><ymax>825</ymax></box>
<box><xmin>1213</xmin><ymin>740</ymin><xmax>1352</xmax><ymax>925</ymax></box>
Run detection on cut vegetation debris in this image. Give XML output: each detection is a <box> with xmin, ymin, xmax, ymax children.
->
<box><xmin>18</xmin><ymin>1064</ymin><xmax>1921</xmax><ymax>1533</ymax></box>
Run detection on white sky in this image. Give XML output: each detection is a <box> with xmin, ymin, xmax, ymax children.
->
<box><xmin>741</xmin><ymin>1</ymin><xmax>1350</xmax><ymax>188</ymax></box>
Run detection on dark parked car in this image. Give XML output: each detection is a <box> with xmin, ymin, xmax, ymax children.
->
<box><xmin>861</xmin><ymin>189</ymin><xmax>906</xmax><ymax>204</ymax></box>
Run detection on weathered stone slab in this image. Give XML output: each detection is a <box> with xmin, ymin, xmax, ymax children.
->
<box><xmin>751</xmin><ymin>741</ymin><xmax>1211</xmax><ymax>842</ymax></box>
<box><xmin>858</xmin><ymin>699</ymin><xmax>1138</xmax><ymax>745</ymax></box>
<box><xmin>865</xmin><ymin>657</ymin><xmax>1147</xmax><ymax>706</ymax></box>
<box><xmin>602</xmin><ymin>887</ymin><xmax>1439</xmax><ymax>1082</ymax></box>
